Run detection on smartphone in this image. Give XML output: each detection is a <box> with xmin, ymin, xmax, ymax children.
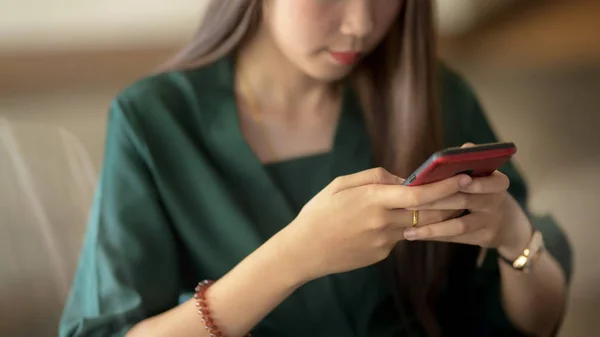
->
<box><xmin>402</xmin><ymin>142</ymin><xmax>517</xmax><ymax>186</ymax></box>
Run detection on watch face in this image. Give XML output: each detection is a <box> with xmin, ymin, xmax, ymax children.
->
<box><xmin>510</xmin><ymin>230</ymin><xmax>544</xmax><ymax>271</ymax></box>
<box><xmin>512</xmin><ymin>255</ymin><xmax>529</xmax><ymax>269</ymax></box>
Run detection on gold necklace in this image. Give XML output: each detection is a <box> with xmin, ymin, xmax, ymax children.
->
<box><xmin>238</xmin><ymin>72</ymin><xmax>278</xmax><ymax>161</ymax></box>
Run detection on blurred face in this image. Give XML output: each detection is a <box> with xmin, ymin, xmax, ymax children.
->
<box><xmin>262</xmin><ymin>0</ymin><xmax>402</xmax><ymax>81</ymax></box>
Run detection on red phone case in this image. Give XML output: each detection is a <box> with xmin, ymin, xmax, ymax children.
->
<box><xmin>402</xmin><ymin>142</ymin><xmax>517</xmax><ymax>186</ymax></box>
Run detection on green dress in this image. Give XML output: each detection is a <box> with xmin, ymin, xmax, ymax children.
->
<box><xmin>59</xmin><ymin>56</ymin><xmax>572</xmax><ymax>337</ymax></box>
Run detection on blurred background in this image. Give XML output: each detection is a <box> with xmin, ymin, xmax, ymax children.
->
<box><xmin>1</xmin><ymin>0</ymin><xmax>598</xmax><ymax>336</ymax></box>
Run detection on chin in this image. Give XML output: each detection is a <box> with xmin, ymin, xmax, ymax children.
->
<box><xmin>304</xmin><ymin>64</ymin><xmax>355</xmax><ymax>83</ymax></box>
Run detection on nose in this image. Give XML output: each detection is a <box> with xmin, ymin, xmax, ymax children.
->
<box><xmin>339</xmin><ymin>0</ymin><xmax>374</xmax><ymax>39</ymax></box>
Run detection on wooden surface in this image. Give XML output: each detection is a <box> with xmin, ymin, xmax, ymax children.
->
<box><xmin>0</xmin><ymin>47</ymin><xmax>178</xmax><ymax>97</ymax></box>
<box><xmin>439</xmin><ymin>0</ymin><xmax>600</xmax><ymax>69</ymax></box>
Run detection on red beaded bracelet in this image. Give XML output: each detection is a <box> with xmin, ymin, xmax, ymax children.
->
<box><xmin>194</xmin><ymin>280</ymin><xmax>252</xmax><ymax>337</ymax></box>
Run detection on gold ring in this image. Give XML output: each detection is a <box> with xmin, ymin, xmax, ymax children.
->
<box><xmin>412</xmin><ymin>210</ymin><xmax>419</xmax><ymax>228</ymax></box>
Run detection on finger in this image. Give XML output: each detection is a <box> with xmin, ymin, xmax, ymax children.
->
<box><xmin>406</xmin><ymin>228</ymin><xmax>495</xmax><ymax>247</ymax></box>
<box><xmin>409</xmin><ymin>192</ymin><xmax>495</xmax><ymax>211</ymax></box>
<box><xmin>372</xmin><ymin>174</ymin><xmax>472</xmax><ymax>209</ymax></box>
<box><xmin>403</xmin><ymin>213</ymin><xmax>484</xmax><ymax>241</ymax></box>
<box><xmin>461</xmin><ymin>142</ymin><xmax>476</xmax><ymax>148</ymax></box>
<box><xmin>387</xmin><ymin>209</ymin><xmax>462</xmax><ymax>229</ymax></box>
<box><xmin>461</xmin><ymin>171</ymin><xmax>510</xmax><ymax>194</ymax></box>
<box><xmin>329</xmin><ymin>167</ymin><xmax>404</xmax><ymax>193</ymax></box>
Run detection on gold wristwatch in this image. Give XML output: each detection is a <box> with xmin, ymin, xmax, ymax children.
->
<box><xmin>499</xmin><ymin>229</ymin><xmax>545</xmax><ymax>272</ymax></box>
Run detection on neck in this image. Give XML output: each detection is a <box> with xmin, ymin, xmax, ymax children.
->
<box><xmin>235</xmin><ymin>24</ymin><xmax>340</xmax><ymax>113</ymax></box>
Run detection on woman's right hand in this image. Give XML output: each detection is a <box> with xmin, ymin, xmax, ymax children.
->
<box><xmin>277</xmin><ymin>167</ymin><xmax>473</xmax><ymax>282</ymax></box>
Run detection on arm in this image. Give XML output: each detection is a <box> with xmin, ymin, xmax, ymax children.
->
<box><xmin>59</xmin><ymin>99</ymin><xmax>182</xmax><ymax>337</ymax></box>
<box><xmin>497</xmin><ymin>197</ymin><xmax>568</xmax><ymax>336</ymax></box>
<box><xmin>60</xmin><ymin>98</ymin><xmax>311</xmax><ymax>337</ymax></box>
<box><xmin>460</xmin><ymin>83</ymin><xmax>572</xmax><ymax>336</ymax></box>
<box><xmin>127</xmin><ymin>228</ymin><xmax>305</xmax><ymax>337</ymax></box>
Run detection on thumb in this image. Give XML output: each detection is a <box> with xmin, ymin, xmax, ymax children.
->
<box><xmin>461</xmin><ymin>142</ymin><xmax>476</xmax><ymax>148</ymax></box>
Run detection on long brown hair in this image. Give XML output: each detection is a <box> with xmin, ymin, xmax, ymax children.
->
<box><xmin>161</xmin><ymin>0</ymin><xmax>452</xmax><ymax>335</ymax></box>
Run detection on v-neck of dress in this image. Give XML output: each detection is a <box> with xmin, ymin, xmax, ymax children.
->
<box><xmin>201</xmin><ymin>56</ymin><xmax>370</xmax><ymax>239</ymax></box>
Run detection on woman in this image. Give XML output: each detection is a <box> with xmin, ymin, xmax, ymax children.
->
<box><xmin>59</xmin><ymin>1</ymin><xmax>571</xmax><ymax>336</ymax></box>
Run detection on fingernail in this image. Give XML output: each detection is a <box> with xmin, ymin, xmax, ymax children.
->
<box><xmin>459</xmin><ymin>176</ymin><xmax>472</xmax><ymax>188</ymax></box>
<box><xmin>404</xmin><ymin>228</ymin><xmax>416</xmax><ymax>240</ymax></box>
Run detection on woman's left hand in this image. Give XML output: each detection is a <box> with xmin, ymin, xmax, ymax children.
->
<box><xmin>403</xmin><ymin>144</ymin><xmax>533</xmax><ymax>255</ymax></box>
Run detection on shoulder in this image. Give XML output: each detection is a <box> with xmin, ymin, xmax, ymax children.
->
<box><xmin>114</xmin><ymin>57</ymin><xmax>233</xmax><ymax>120</ymax></box>
<box><xmin>107</xmin><ymin>57</ymin><xmax>235</xmax><ymax>145</ymax></box>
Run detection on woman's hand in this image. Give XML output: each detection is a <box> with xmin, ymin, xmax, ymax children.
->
<box><xmin>276</xmin><ymin>167</ymin><xmax>472</xmax><ymax>282</ymax></box>
<box><xmin>402</xmin><ymin>144</ymin><xmax>533</xmax><ymax>256</ymax></box>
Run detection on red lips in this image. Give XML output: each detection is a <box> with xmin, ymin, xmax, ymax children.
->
<box><xmin>329</xmin><ymin>51</ymin><xmax>362</xmax><ymax>65</ymax></box>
